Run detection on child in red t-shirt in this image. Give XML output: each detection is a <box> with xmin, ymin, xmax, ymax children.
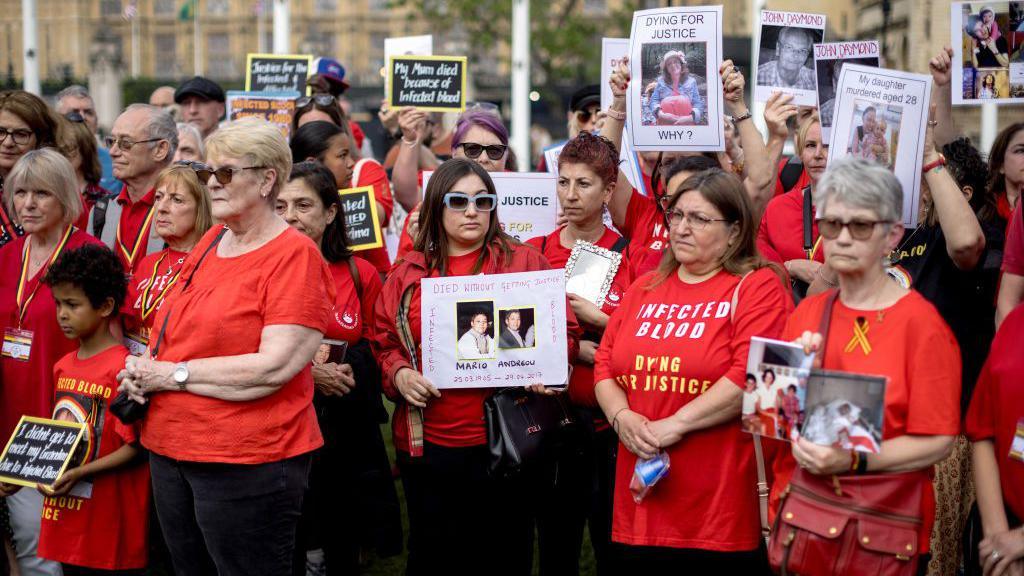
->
<box><xmin>37</xmin><ymin>244</ymin><xmax>149</xmax><ymax>574</ymax></box>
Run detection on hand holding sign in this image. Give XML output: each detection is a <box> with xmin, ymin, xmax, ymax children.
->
<box><xmin>38</xmin><ymin>465</ymin><xmax>85</xmax><ymax>497</ymax></box>
<box><xmin>720</xmin><ymin>59</ymin><xmax>748</xmax><ymax>116</ymax></box>
<box><xmin>395</xmin><ymin>367</ymin><xmax>441</xmax><ymax>408</ymax></box>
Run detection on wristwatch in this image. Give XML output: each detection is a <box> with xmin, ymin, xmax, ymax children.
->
<box><xmin>172</xmin><ymin>362</ymin><xmax>190</xmax><ymax>391</ymax></box>
<box><xmin>731</xmin><ymin>110</ymin><xmax>753</xmax><ymax>124</ymax></box>
<box><xmin>922</xmin><ymin>154</ymin><xmax>946</xmax><ymax>174</ymax></box>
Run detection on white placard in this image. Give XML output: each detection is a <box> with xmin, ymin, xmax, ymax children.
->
<box><xmin>420</xmin><ymin>269</ymin><xmax>569</xmax><ymax>389</ymax></box>
<box><xmin>754</xmin><ymin>11</ymin><xmax>826</xmax><ymax>107</ymax></box>
<box><xmin>423</xmin><ymin>171</ymin><xmax>558</xmax><ymax>241</ymax></box>
<box><xmin>827</xmin><ymin>64</ymin><xmax>931</xmax><ymax>228</ymax></box>
<box><xmin>950</xmin><ymin>2</ymin><xmax>1024</xmax><ymax>105</ymax></box>
<box><xmin>384</xmin><ymin>35</ymin><xmax>434</xmax><ymax>97</ymax></box>
<box><xmin>601</xmin><ymin>38</ymin><xmax>630</xmax><ymax>110</ymax></box>
<box><xmin>813</xmin><ymin>41</ymin><xmax>881</xmax><ymax>141</ymax></box>
<box><xmin>628</xmin><ymin>6</ymin><xmax>724</xmax><ymax>152</ymax></box>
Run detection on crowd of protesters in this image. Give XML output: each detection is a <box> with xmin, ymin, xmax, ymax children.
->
<box><xmin>0</xmin><ymin>26</ymin><xmax>1020</xmax><ymax>576</ymax></box>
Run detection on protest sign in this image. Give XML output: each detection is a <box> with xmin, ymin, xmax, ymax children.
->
<box><xmin>754</xmin><ymin>11</ymin><xmax>827</xmax><ymax>106</ymax></box>
<box><xmin>0</xmin><ymin>416</ymin><xmax>84</xmax><ymax>488</ymax></box>
<box><xmin>245</xmin><ymin>53</ymin><xmax>312</xmax><ymax>94</ymax></box>
<box><xmin>424</xmin><ymin>171</ymin><xmax>558</xmax><ymax>241</ymax></box>
<box><xmin>813</xmin><ymin>41</ymin><xmax>881</xmax><ymax>140</ymax></box>
<box><xmin>384</xmin><ymin>35</ymin><xmax>434</xmax><ymax>97</ymax></box>
<box><xmin>827</xmin><ymin>64</ymin><xmax>931</xmax><ymax>228</ymax></box>
<box><xmin>420</xmin><ymin>269</ymin><xmax>569</xmax><ymax>389</ymax></box>
<box><xmin>338</xmin><ymin>186</ymin><xmax>383</xmax><ymax>251</ymax></box>
<box><xmin>387</xmin><ymin>55</ymin><xmax>467</xmax><ymax>112</ymax></box>
<box><xmin>628</xmin><ymin>6</ymin><xmax>724</xmax><ymax>151</ymax></box>
<box><xmin>950</xmin><ymin>1</ymin><xmax>1024</xmax><ymax>105</ymax></box>
<box><xmin>601</xmin><ymin>37</ymin><xmax>630</xmax><ymax>110</ymax></box>
<box><xmin>225</xmin><ymin>91</ymin><xmax>298</xmax><ymax>140</ymax></box>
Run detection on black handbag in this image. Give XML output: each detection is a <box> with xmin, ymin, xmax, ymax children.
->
<box><xmin>484</xmin><ymin>387</ymin><xmax>578</xmax><ymax>476</ymax></box>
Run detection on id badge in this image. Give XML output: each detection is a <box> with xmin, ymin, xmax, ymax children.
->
<box><xmin>1010</xmin><ymin>418</ymin><xmax>1024</xmax><ymax>463</ymax></box>
<box><xmin>123</xmin><ymin>332</ymin><xmax>149</xmax><ymax>357</ymax></box>
<box><xmin>2</xmin><ymin>328</ymin><xmax>34</xmax><ymax>362</ymax></box>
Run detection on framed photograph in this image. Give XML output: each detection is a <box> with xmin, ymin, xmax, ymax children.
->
<box><xmin>951</xmin><ymin>1</ymin><xmax>1024</xmax><ymax>104</ymax></box>
<box><xmin>564</xmin><ymin>241</ymin><xmax>623</xmax><ymax>308</ymax></box>
<box><xmin>801</xmin><ymin>369</ymin><xmax>887</xmax><ymax>454</ymax></box>
<box><xmin>741</xmin><ymin>337</ymin><xmax>815</xmax><ymax>441</ymax></box>
<box><xmin>455</xmin><ymin>301</ymin><xmax>497</xmax><ymax>361</ymax></box>
<box><xmin>313</xmin><ymin>339</ymin><xmax>348</xmax><ymax>366</ymax></box>
<box><xmin>497</xmin><ymin>307</ymin><xmax>536</xmax><ymax>350</ymax></box>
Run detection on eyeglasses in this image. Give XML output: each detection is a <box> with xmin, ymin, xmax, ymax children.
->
<box><xmin>174</xmin><ymin>160</ymin><xmax>212</xmax><ymax>177</ymax></box>
<box><xmin>780</xmin><ymin>43</ymin><xmax>811</xmax><ymax>57</ymax></box>
<box><xmin>64</xmin><ymin>112</ymin><xmax>86</xmax><ymax>123</ymax></box>
<box><xmin>105</xmin><ymin>136</ymin><xmax>163</xmax><ymax>151</ymax></box>
<box><xmin>295</xmin><ymin>94</ymin><xmax>336</xmax><ymax>109</ymax></box>
<box><xmin>457</xmin><ymin>142</ymin><xmax>508</xmax><ymax>161</ymax></box>
<box><xmin>0</xmin><ymin>127</ymin><xmax>35</xmax><ymax>146</ymax></box>
<box><xmin>664</xmin><ymin>209</ymin><xmax>732</xmax><ymax>230</ymax></box>
<box><xmin>195</xmin><ymin>165</ymin><xmax>267</xmax><ymax>185</ymax></box>
<box><xmin>575</xmin><ymin>108</ymin><xmax>600</xmax><ymax>124</ymax></box>
<box><xmin>816</xmin><ymin>218</ymin><xmax>892</xmax><ymax>240</ymax></box>
<box><xmin>443</xmin><ymin>192</ymin><xmax>497</xmax><ymax>212</ymax></box>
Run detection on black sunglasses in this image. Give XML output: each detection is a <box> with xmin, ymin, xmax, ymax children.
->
<box><xmin>458</xmin><ymin>142</ymin><xmax>508</xmax><ymax>161</ymax></box>
<box><xmin>64</xmin><ymin>112</ymin><xmax>86</xmax><ymax>123</ymax></box>
<box><xmin>195</xmin><ymin>165</ymin><xmax>267</xmax><ymax>185</ymax></box>
<box><xmin>295</xmin><ymin>95</ymin><xmax>337</xmax><ymax>109</ymax></box>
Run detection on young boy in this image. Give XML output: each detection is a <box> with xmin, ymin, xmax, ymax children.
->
<box><xmin>37</xmin><ymin>244</ymin><xmax>148</xmax><ymax>576</ymax></box>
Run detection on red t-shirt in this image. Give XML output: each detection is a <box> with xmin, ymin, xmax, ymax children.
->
<box><xmin>113</xmin><ymin>187</ymin><xmax>157</xmax><ymax>272</ymax></box>
<box><xmin>965</xmin><ymin>304</ymin><xmax>1024</xmax><ymax>522</ymax></box>
<box><xmin>325</xmin><ymin>257</ymin><xmax>381</xmax><ymax>343</ymax></box>
<box><xmin>527</xmin><ymin>226</ymin><xmax>633</xmax><ymax>408</ymax></box>
<box><xmin>353</xmin><ymin>159</ymin><xmax>394</xmax><ymax>274</ymax></box>
<box><xmin>620</xmin><ymin>190</ymin><xmax>671</xmax><ymax>280</ymax></box>
<box><xmin>778</xmin><ymin>289</ymin><xmax>962</xmax><ymax>551</ymax></box>
<box><xmin>593</xmin><ymin>267</ymin><xmax>791</xmax><ymax>551</ymax></box>
<box><xmin>39</xmin><ymin>345</ymin><xmax>149</xmax><ymax>570</ymax></box>
<box><xmin>123</xmin><ymin>248</ymin><xmax>188</xmax><ymax>340</ymax></box>
<box><xmin>0</xmin><ymin>230</ymin><xmax>103</xmax><ymax>441</ymax></box>
<box><xmin>757</xmin><ymin>186</ymin><xmax>823</xmax><ymax>265</ymax></box>
<box><xmin>1003</xmin><ymin>201</ymin><xmax>1023</xmax><ymax>275</ymax></box>
<box><xmin>140</xmin><ymin>226</ymin><xmax>334</xmax><ymax>463</ymax></box>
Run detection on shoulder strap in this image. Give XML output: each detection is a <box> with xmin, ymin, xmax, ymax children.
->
<box><xmin>802</xmin><ymin>185</ymin><xmax>814</xmax><ymax>252</ymax></box>
<box><xmin>347</xmin><ymin>257</ymin><xmax>363</xmax><ymax>300</ymax></box>
<box><xmin>754</xmin><ymin>434</ymin><xmax>770</xmax><ymax>543</ymax></box>
<box><xmin>541</xmin><ymin>234</ymin><xmax>548</xmax><ymax>253</ymax></box>
<box><xmin>814</xmin><ymin>289</ymin><xmax>840</xmax><ymax>370</ymax></box>
<box><xmin>610</xmin><ymin>235</ymin><xmax>629</xmax><ymax>254</ymax></box>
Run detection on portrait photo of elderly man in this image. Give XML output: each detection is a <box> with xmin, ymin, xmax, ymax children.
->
<box><xmin>757</xmin><ymin>26</ymin><xmax>820</xmax><ymax>91</ymax></box>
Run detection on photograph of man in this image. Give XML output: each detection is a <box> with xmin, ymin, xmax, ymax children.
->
<box><xmin>498</xmin><ymin>308</ymin><xmax>536</xmax><ymax>349</ymax></box>
<box><xmin>966</xmin><ymin>13</ymin><xmax>1011</xmax><ymax>69</ymax></box>
<box><xmin>457</xmin><ymin>308</ymin><xmax>495</xmax><ymax>360</ymax></box>
<box><xmin>758</xmin><ymin>26</ymin><xmax>818</xmax><ymax>91</ymax></box>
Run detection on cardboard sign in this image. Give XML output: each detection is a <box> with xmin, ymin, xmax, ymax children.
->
<box><xmin>754</xmin><ymin>11</ymin><xmax>827</xmax><ymax>106</ymax></box>
<box><xmin>950</xmin><ymin>1</ymin><xmax>1024</xmax><ymax>105</ymax></box>
<box><xmin>628</xmin><ymin>6</ymin><xmax>725</xmax><ymax>151</ymax></box>
<box><xmin>420</xmin><ymin>269</ymin><xmax>569</xmax><ymax>389</ymax></box>
<box><xmin>601</xmin><ymin>37</ymin><xmax>630</xmax><ymax>110</ymax></box>
<box><xmin>827</xmin><ymin>64</ymin><xmax>931</xmax><ymax>228</ymax></box>
<box><xmin>387</xmin><ymin>55</ymin><xmax>467</xmax><ymax>112</ymax></box>
<box><xmin>423</xmin><ymin>171</ymin><xmax>559</xmax><ymax>241</ymax></box>
<box><xmin>225</xmin><ymin>91</ymin><xmax>298</xmax><ymax>140</ymax></box>
<box><xmin>245</xmin><ymin>53</ymin><xmax>313</xmax><ymax>94</ymax></box>
<box><xmin>0</xmin><ymin>416</ymin><xmax>85</xmax><ymax>488</ymax></box>
<box><xmin>338</xmin><ymin>186</ymin><xmax>383</xmax><ymax>251</ymax></box>
<box><xmin>813</xmin><ymin>41</ymin><xmax>881</xmax><ymax>140</ymax></box>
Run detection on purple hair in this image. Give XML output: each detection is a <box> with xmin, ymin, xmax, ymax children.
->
<box><xmin>451</xmin><ymin>110</ymin><xmax>509</xmax><ymax>152</ymax></box>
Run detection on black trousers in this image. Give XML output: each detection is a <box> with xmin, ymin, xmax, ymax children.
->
<box><xmin>149</xmin><ymin>451</ymin><xmax>312</xmax><ymax>576</ymax></box>
<box><xmin>398</xmin><ymin>442</ymin><xmax>533</xmax><ymax>576</ymax></box>
<box><xmin>612</xmin><ymin>542</ymin><xmax>772</xmax><ymax>574</ymax></box>
<box><xmin>60</xmin><ymin>565</ymin><xmax>144</xmax><ymax>576</ymax></box>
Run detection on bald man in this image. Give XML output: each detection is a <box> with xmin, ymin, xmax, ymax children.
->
<box><xmin>149</xmin><ymin>86</ymin><xmax>177</xmax><ymax>110</ymax></box>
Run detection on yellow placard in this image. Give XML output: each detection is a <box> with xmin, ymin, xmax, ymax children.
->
<box><xmin>338</xmin><ymin>185</ymin><xmax>383</xmax><ymax>251</ymax></box>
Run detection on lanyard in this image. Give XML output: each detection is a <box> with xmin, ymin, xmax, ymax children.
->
<box><xmin>806</xmin><ymin>236</ymin><xmax>822</xmax><ymax>261</ymax></box>
<box><xmin>16</xmin><ymin>225</ymin><xmax>73</xmax><ymax>327</ymax></box>
<box><xmin>139</xmin><ymin>251</ymin><xmax>183</xmax><ymax>322</ymax></box>
<box><xmin>115</xmin><ymin>203</ymin><xmax>156</xmax><ymax>268</ymax></box>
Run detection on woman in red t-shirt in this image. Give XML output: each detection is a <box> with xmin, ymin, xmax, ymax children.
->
<box><xmin>123</xmin><ymin>164</ymin><xmax>212</xmax><ymax>354</ymax></box>
<box><xmin>117</xmin><ymin>120</ymin><xmax>335</xmax><ymax>576</ymax></box>
<box><xmin>278</xmin><ymin>161</ymin><xmax>401</xmax><ymax>573</ymax></box>
<box><xmin>0</xmin><ymin>90</ymin><xmax>61</xmax><ymax>248</ymax></box>
<box><xmin>593</xmin><ymin>168</ymin><xmax>791</xmax><ymax>571</ymax></box>
<box><xmin>966</xmin><ymin>304</ymin><xmax>1024</xmax><ymax>575</ymax></box>
<box><xmin>525</xmin><ymin>132</ymin><xmax>633</xmax><ymax>574</ymax></box>
<box><xmin>778</xmin><ymin>157</ymin><xmax>960</xmax><ymax>573</ymax></box>
<box><xmin>372</xmin><ymin>158</ymin><xmax>580</xmax><ymax>575</ymax></box>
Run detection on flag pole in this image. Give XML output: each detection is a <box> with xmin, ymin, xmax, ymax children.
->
<box><xmin>193</xmin><ymin>0</ymin><xmax>201</xmax><ymax>75</ymax></box>
<box><xmin>21</xmin><ymin>0</ymin><xmax>40</xmax><ymax>94</ymax></box>
<box><xmin>510</xmin><ymin>0</ymin><xmax>530</xmax><ymax>172</ymax></box>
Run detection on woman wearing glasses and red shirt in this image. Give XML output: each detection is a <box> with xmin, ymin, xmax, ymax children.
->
<box><xmin>593</xmin><ymin>169</ymin><xmax>791</xmax><ymax>571</ymax></box>
<box><xmin>0</xmin><ymin>90</ymin><xmax>61</xmax><ymax>248</ymax></box>
<box><xmin>373</xmin><ymin>158</ymin><xmax>580</xmax><ymax>576</ymax></box>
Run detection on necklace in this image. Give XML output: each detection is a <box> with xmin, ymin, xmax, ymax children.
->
<box><xmin>888</xmin><ymin>226</ymin><xmax>923</xmax><ymax>265</ymax></box>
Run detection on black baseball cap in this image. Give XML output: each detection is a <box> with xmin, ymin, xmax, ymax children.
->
<box><xmin>569</xmin><ymin>84</ymin><xmax>601</xmax><ymax>112</ymax></box>
<box><xmin>174</xmin><ymin>76</ymin><xmax>226</xmax><ymax>104</ymax></box>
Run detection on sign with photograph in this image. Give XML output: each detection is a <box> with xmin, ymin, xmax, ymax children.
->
<box><xmin>950</xmin><ymin>1</ymin><xmax>1024</xmax><ymax>104</ymax></box>
<box><xmin>423</xmin><ymin>171</ymin><xmax>559</xmax><ymax>241</ymax></box>
<box><xmin>601</xmin><ymin>37</ymin><xmax>630</xmax><ymax>110</ymax></box>
<box><xmin>338</xmin><ymin>186</ymin><xmax>383</xmax><ymax>252</ymax></box>
<box><xmin>741</xmin><ymin>337</ymin><xmax>815</xmax><ymax>441</ymax></box>
<box><xmin>628</xmin><ymin>6</ymin><xmax>725</xmax><ymax>152</ymax></box>
<box><xmin>0</xmin><ymin>416</ymin><xmax>85</xmax><ymax>488</ymax></box>
<box><xmin>420</xmin><ymin>269</ymin><xmax>569</xmax><ymax>389</ymax></box>
<box><xmin>387</xmin><ymin>55</ymin><xmax>468</xmax><ymax>112</ymax></box>
<box><xmin>802</xmin><ymin>369</ymin><xmax>887</xmax><ymax>453</ymax></box>
<box><xmin>754</xmin><ymin>11</ymin><xmax>827</xmax><ymax>106</ymax></box>
<box><xmin>384</xmin><ymin>35</ymin><xmax>434</xmax><ymax>97</ymax></box>
<box><xmin>813</xmin><ymin>41</ymin><xmax>881</xmax><ymax>140</ymax></box>
<box><xmin>225</xmin><ymin>91</ymin><xmax>299</xmax><ymax>140</ymax></box>
<box><xmin>564</xmin><ymin>241</ymin><xmax>623</xmax><ymax>307</ymax></box>
<box><xmin>245</xmin><ymin>53</ymin><xmax>313</xmax><ymax>94</ymax></box>
<box><xmin>827</xmin><ymin>64</ymin><xmax>931</xmax><ymax>228</ymax></box>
